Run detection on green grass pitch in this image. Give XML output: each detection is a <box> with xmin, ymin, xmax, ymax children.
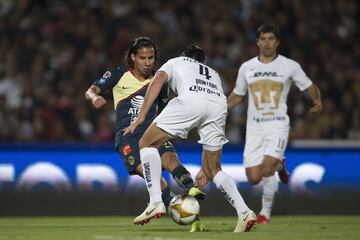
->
<box><xmin>0</xmin><ymin>216</ymin><xmax>359</xmax><ymax>240</ymax></box>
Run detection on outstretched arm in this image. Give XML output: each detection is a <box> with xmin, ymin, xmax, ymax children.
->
<box><xmin>306</xmin><ymin>84</ymin><xmax>323</xmax><ymax>113</ymax></box>
<box><xmin>227</xmin><ymin>92</ymin><xmax>245</xmax><ymax>110</ymax></box>
<box><xmin>123</xmin><ymin>71</ymin><xmax>168</xmax><ymax>135</ymax></box>
<box><xmin>85</xmin><ymin>85</ymin><xmax>107</xmax><ymax>108</ymax></box>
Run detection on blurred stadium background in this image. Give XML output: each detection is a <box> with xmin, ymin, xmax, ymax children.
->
<box><xmin>0</xmin><ymin>0</ymin><xmax>359</xmax><ymax>218</ymax></box>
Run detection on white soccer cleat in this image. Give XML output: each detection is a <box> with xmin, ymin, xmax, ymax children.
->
<box><xmin>234</xmin><ymin>210</ymin><xmax>257</xmax><ymax>232</ymax></box>
<box><xmin>133</xmin><ymin>202</ymin><xmax>166</xmax><ymax>225</ymax></box>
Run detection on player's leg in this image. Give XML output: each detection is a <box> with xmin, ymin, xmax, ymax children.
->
<box><xmin>242</xmin><ymin>131</ymin><xmax>278</xmax><ymax>224</ymax></box>
<box><xmin>257</xmin><ymin>155</ymin><xmax>279</xmax><ymax>224</ymax></box>
<box><xmin>117</xmin><ymin>139</ymin><xmax>176</xmax><ymax>205</ymax></box>
<box><xmin>257</xmin><ymin>131</ymin><xmax>288</xmax><ymax>224</ymax></box>
<box><xmin>198</xmin><ymin>103</ymin><xmax>255</xmax><ymax>232</ymax></box>
<box><xmin>140</xmin><ymin>98</ymin><xmax>207</xmax><ymax>228</ymax></box>
<box><xmin>243</xmin><ymin>132</ymin><xmax>265</xmax><ymax>185</ymax></box>
<box><xmin>133</xmin><ymin>123</ymin><xmax>172</xmax><ymax>224</ymax></box>
<box><xmin>157</xmin><ymin>141</ymin><xmax>207</xmax><ymax>232</ymax></box>
<box><xmin>117</xmin><ymin>141</ymin><xmax>174</xmax><ymax>224</ymax></box>
<box><xmin>159</xmin><ymin>142</ymin><xmax>205</xmax><ymax>200</ymax></box>
<box><xmin>201</xmin><ymin>147</ymin><xmax>256</xmax><ymax>232</ymax></box>
<box><xmin>133</xmin><ymin>164</ymin><xmax>175</xmax><ymax>208</ymax></box>
<box><xmin>276</xmin><ymin>157</ymin><xmax>289</xmax><ymax>184</ymax></box>
<box><xmin>245</xmin><ymin>165</ymin><xmax>263</xmax><ymax>185</ymax></box>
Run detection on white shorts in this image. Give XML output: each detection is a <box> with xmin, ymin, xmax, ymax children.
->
<box><xmin>154</xmin><ymin>97</ymin><xmax>228</xmax><ymax>148</ymax></box>
<box><xmin>243</xmin><ymin>128</ymin><xmax>289</xmax><ymax>168</ymax></box>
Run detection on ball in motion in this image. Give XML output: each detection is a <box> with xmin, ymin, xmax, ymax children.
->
<box><xmin>168</xmin><ymin>195</ymin><xmax>200</xmax><ymax>225</ymax></box>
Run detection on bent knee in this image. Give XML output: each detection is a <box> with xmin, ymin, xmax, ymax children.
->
<box><xmin>247</xmin><ymin>176</ymin><xmax>262</xmax><ymax>185</ymax></box>
<box><xmin>262</xmin><ymin>166</ymin><xmax>276</xmax><ymax>177</ymax></box>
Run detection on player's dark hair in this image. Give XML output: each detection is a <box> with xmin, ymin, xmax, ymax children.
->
<box><xmin>256</xmin><ymin>23</ymin><xmax>280</xmax><ymax>40</ymax></box>
<box><xmin>180</xmin><ymin>44</ymin><xmax>205</xmax><ymax>63</ymax></box>
<box><xmin>125</xmin><ymin>37</ymin><xmax>157</xmax><ymax>67</ymax></box>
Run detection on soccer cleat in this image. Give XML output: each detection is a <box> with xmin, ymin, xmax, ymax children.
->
<box><xmin>256</xmin><ymin>214</ymin><xmax>270</xmax><ymax>224</ymax></box>
<box><xmin>189</xmin><ymin>219</ymin><xmax>206</xmax><ymax>232</ymax></box>
<box><xmin>278</xmin><ymin>158</ymin><xmax>289</xmax><ymax>184</ymax></box>
<box><xmin>234</xmin><ymin>210</ymin><xmax>256</xmax><ymax>232</ymax></box>
<box><xmin>133</xmin><ymin>202</ymin><xmax>166</xmax><ymax>225</ymax></box>
<box><xmin>188</xmin><ymin>187</ymin><xmax>206</xmax><ymax>200</ymax></box>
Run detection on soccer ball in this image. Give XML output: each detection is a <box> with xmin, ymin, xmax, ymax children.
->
<box><xmin>168</xmin><ymin>195</ymin><xmax>200</xmax><ymax>225</ymax></box>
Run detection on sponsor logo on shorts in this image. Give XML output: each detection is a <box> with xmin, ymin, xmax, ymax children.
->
<box><xmin>127</xmin><ymin>156</ymin><xmax>135</xmax><ymax>166</ymax></box>
<box><xmin>163</xmin><ymin>142</ymin><xmax>173</xmax><ymax>148</ymax></box>
<box><xmin>122</xmin><ymin>144</ymin><xmax>132</xmax><ymax>156</ymax></box>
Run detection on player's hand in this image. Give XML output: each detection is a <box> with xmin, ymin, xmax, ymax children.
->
<box><xmin>91</xmin><ymin>96</ymin><xmax>107</xmax><ymax>108</ymax></box>
<box><xmin>123</xmin><ymin>116</ymin><xmax>144</xmax><ymax>135</ymax></box>
<box><xmin>310</xmin><ymin>99</ymin><xmax>323</xmax><ymax>113</ymax></box>
<box><xmin>195</xmin><ymin>168</ymin><xmax>210</xmax><ymax>188</ymax></box>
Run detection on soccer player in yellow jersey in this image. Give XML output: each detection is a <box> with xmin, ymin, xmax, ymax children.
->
<box><xmin>85</xmin><ymin>37</ymin><xmax>205</xmax><ymax>231</ymax></box>
<box><xmin>228</xmin><ymin>23</ymin><xmax>323</xmax><ymax>224</ymax></box>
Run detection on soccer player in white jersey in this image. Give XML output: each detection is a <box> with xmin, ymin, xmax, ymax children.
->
<box><xmin>228</xmin><ymin>23</ymin><xmax>323</xmax><ymax>224</ymax></box>
<box><xmin>124</xmin><ymin>45</ymin><xmax>257</xmax><ymax>232</ymax></box>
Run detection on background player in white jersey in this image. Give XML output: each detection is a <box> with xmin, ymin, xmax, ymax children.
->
<box><xmin>124</xmin><ymin>45</ymin><xmax>257</xmax><ymax>232</ymax></box>
<box><xmin>228</xmin><ymin>23</ymin><xmax>323</xmax><ymax>224</ymax></box>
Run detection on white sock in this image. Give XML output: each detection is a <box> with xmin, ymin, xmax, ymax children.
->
<box><xmin>140</xmin><ymin>147</ymin><xmax>162</xmax><ymax>204</ymax></box>
<box><xmin>213</xmin><ymin>171</ymin><xmax>250</xmax><ymax>216</ymax></box>
<box><xmin>260</xmin><ymin>175</ymin><xmax>278</xmax><ymax>218</ymax></box>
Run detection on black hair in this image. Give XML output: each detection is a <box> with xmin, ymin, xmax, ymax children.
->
<box><xmin>180</xmin><ymin>44</ymin><xmax>205</xmax><ymax>63</ymax></box>
<box><xmin>256</xmin><ymin>23</ymin><xmax>280</xmax><ymax>40</ymax></box>
<box><xmin>125</xmin><ymin>37</ymin><xmax>157</xmax><ymax>67</ymax></box>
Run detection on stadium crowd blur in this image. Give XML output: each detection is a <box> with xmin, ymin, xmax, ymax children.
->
<box><xmin>0</xmin><ymin>0</ymin><xmax>359</xmax><ymax>143</ymax></box>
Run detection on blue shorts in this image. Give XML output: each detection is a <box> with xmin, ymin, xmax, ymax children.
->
<box><xmin>117</xmin><ymin>139</ymin><xmax>176</xmax><ymax>175</ymax></box>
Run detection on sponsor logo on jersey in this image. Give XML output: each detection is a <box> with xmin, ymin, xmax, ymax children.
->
<box><xmin>98</xmin><ymin>78</ymin><xmax>106</xmax><ymax>84</ymax></box>
<box><xmin>98</xmin><ymin>71</ymin><xmax>112</xmax><ymax>85</ymax></box>
<box><xmin>128</xmin><ymin>95</ymin><xmax>144</xmax><ymax>122</ymax></box>
<box><xmin>103</xmin><ymin>71</ymin><xmax>112</xmax><ymax>78</ymax></box>
<box><xmin>251</xmin><ymin>72</ymin><xmax>282</xmax><ymax>78</ymax></box>
<box><xmin>252</xmin><ymin>116</ymin><xmax>286</xmax><ymax>122</ymax></box>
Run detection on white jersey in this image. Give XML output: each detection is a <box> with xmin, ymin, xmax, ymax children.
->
<box><xmin>233</xmin><ymin>55</ymin><xmax>312</xmax><ymax>133</ymax></box>
<box><xmin>158</xmin><ymin>56</ymin><xmax>226</xmax><ymax>105</ymax></box>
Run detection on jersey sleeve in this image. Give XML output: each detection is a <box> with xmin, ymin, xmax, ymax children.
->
<box><xmin>93</xmin><ymin>66</ymin><xmax>126</xmax><ymax>91</ymax></box>
<box><xmin>233</xmin><ymin>64</ymin><xmax>248</xmax><ymax>96</ymax></box>
<box><xmin>291</xmin><ymin>62</ymin><xmax>313</xmax><ymax>91</ymax></box>
<box><xmin>157</xmin><ymin>59</ymin><xmax>174</xmax><ymax>81</ymax></box>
